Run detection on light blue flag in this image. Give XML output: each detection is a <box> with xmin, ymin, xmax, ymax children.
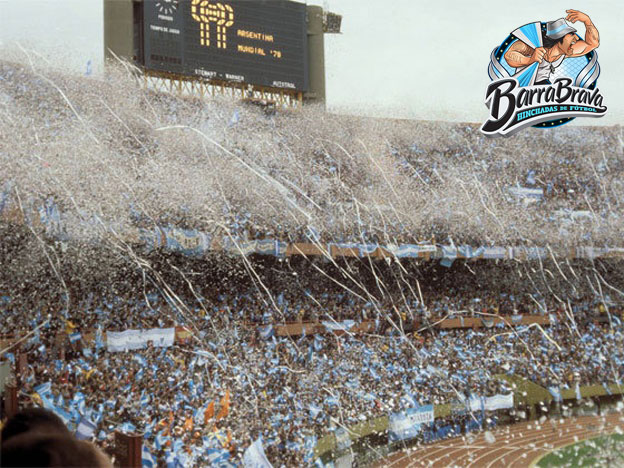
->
<box><xmin>547</xmin><ymin>386</ymin><xmax>562</xmax><ymax>402</ymax></box>
<box><xmin>193</xmin><ymin>406</ymin><xmax>204</xmax><ymax>426</ymax></box>
<box><xmin>440</xmin><ymin>257</ymin><xmax>455</xmax><ymax>268</ymax></box>
<box><xmin>313</xmin><ymin>335</ymin><xmax>324</xmax><ymax>352</ymax></box>
<box><xmin>134</xmin><ymin>355</ymin><xmax>148</xmax><ymax>367</ymax></box>
<box><xmin>34</xmin><ymin>382</ymin><xmax>52</xmax><ymax>397</ymax></box>
<box><xmin>259</xmin><ymin>325</ymin><xmax>274</xmax><ymax>340</ymax></box>
<box><xmin>143</xmin><ymin>420</ymin><xmax>155</xmax><ymax>439</ymax></box>
<box><xmin>155</xmin><ymin>432</ymin><xmax>170</xmax><ymax>451</ymax></box>
<box><xmin>29</xmin><ymin>330</ymin><xmax>41</xmax><ymax>345</ymax></box>
<box><xmin>243</xmin><ymin>437</ymin><xmax>273</xmax><ymax>468</ymax></box>
<box><xmin>119</xmin><ymin>422</ymin><xmax>136</xmax><ymax>434</ymax></box>
<box><xmin>165</xmin><ymin>450</ymin><xmax>176</xmax><ymax>468</ymax></box>
<box><xmin>309</xmin><ymin>403</ymin><xmax>322</xmax><ymax>419</ymax></box>
<box><xmin>172</xmin><ymin>439</ymin><xmax>183</xmax><ymax>454</ymax></box>
<box><xmin>324</xmin><ymin>396</ymin><xmax>340</xmax><ymax>407</ymax></box>
<box><xmin>75</xmin><ymin>417</ymin><xmax>97</xmax><ymax>440</ymax></box>
<box><xmin>69</xmin><ymin>332</ymin><xmax>82</xmax><ymax>343</ymax></box>
<box><xmin>73</xmin><ymin>393</ymin><xmax>86</xmax><ymax>415</ymax></box>
<box><xmin>39</xmin><ymin>393</ymin><xmax>56</xmax><ymax>413</ymax></box>
<box><xmin>207</xmin><ymin>447</ymin><xmax>230</xmax><ymax>465</ymax></box>
<box><xmin>303</xmin><ymin>436</ymin><xmax>317</xmax><ymax>463</ymax></box>
<box><xmin>142</xmin><ymin>445</ymin><xmax>156</xmax><ymax>468</ymax></box>
<box><xmin>55</xmin><ymin>407</ymin><xmax>73</xmax><ymax>427</ymax></box>
<box><xmin>95</xmin><ymin>326</ymin><xmax>104</xmax><ymax>350</ymax></box>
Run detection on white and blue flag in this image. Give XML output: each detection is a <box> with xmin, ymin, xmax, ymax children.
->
<box><xmin>243</xmin><ymin>438</ymin><xmax>273</xmax><ymax>468</ymax></box>
<box><xmin>75</xmin><ymin>417</ymin><xmax>97</xmax><ymax>440</ymax></box>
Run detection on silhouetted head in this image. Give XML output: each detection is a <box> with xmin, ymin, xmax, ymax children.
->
<box><xmin>1</xmin><ymin>408</ymin><xmax>70</xmax><ymax>442</ymax></box>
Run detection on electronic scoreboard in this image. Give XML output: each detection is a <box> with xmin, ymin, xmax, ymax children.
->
<box><xmin>142</xmin><ymin>0</ymin><xmax>309</xmax><ymax>91</ymax></box>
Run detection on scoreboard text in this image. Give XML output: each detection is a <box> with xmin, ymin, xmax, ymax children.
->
<box><xmin>143</xmin><ymin>0</ymin><xmax>309</xmax><ymax>91</ymax></box>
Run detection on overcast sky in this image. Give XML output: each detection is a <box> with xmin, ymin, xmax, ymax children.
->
<box><xmin>0</xmin><ymin>0</ymin><xmax>621</xmax><ymax>124</ymax></box>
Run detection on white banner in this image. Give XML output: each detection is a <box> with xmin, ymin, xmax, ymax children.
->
<box><xmin>468</xmin><ymin>397</ymin><xmax>484</xmax><ymax>412</ymax></box>
<box><xmin>468</xmin><ymin>394</ymin><xmax>513</xmax><ymax>411</ymax></box>
<box><xmin>389</xmin><ymin>405</ymin><xmax>434</xmax><ymax>441</ymax></box>
<box><xmin>142</xmin><ymin>328</ymin><xmax>175</xmax><ymax>348</ymax></box>
<box><xmin>107</xmin><ymin>328</ymin><xmax>175</xmax><ymax>352</ymax></box>
<box><xmin>322</xmin><ymin>320</ymin><xmax>355</xmax><ymax>332</ymax></box>
<box><xmin>484</xmin><ymin>393</ymin><xmax>514</xmax><ymax>411</ymax></box>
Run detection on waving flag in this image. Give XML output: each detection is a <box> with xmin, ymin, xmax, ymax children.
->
<box><xmin>243</xmin><ymin>438</ymin><xmax>273</xmax><ymax>468</ymax></box>
<box><xmin>142</xmin><ymin>445</ymin><xmax>156</xmax><ymax>468</ymax></box>
<box><xmin>259</xmin><ymin>325</ymin><xmax>274</xmax><ymax>340</ymax></box>
<box><xmin>155</xmin><ymin>432</ymin><xmax>170</xmax><ymax>451</ymax></box>
<box><xmin>95</xmin><ymin>326</ymin><xmax>104</xmax><ymax>350</ymax></box>
<box><xmin>303</xmin><ymin>436</ymin><xmax>317</xmax><ymax>463</ymax></box>
<box><xmin>55</xmin><ymin>407</ymin><xmax>73</xmax><ymax>427</ymax></box>
<box><xmin>75</xmin><ymin>417</ymin><xmax>97</xmax><ymax>440</ymax></box>
<box><xmin>207</xmin><ymin>447</ymin><xmax>231</xmax><ymax>465</ymax></box>
<box><xmin>72</xmin><ymin>392</ymin><xmax>86</xmax><ymax>415</ymax></box>
<box><xmin>34</xmin><ymin>382</ymin><xmax>52</xmax><ymax>397</ymax></box>
<box><xmin>165</xmin><ymin>450</ymin><xmax>177</xmax><ymax>468</ymax></box>
<box><xmin>69</xmin><ymin>332</ymin><xmax>82</xmax><ymax>343</ymax></box>
<box><xmin>119</xmin><ymin>422</ymin><xmax>137</xmax><ymax>434</ymax></box>
<box><xmin>140</xmin><ymin>393</ymin><xmax>151</xmax><ymax>408</ymax></box>
<box><xmin>309</xmin><ymin>403</ymin><xmax>322</xmax><ymax>419</ymax></box>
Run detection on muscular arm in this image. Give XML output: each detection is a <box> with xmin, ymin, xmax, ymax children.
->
<box><xmin>504</xmin><ymin>41</ymin><xmax>535</xmax><ymax>68</ymax></box>
<box><xmin>567</xmin><ymin>11</ymin><xmax>600</xmax><ymax>56</ymax></box>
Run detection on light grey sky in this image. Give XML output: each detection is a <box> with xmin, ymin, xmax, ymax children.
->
<box><xmin>1</xmin><ymin>0</ymin><xmax>621</xmax><ymax>124</ymax></box>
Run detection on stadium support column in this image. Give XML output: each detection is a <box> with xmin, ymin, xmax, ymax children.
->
<box><xmin>103</xmin><ymin>0</ymin><xmax>138</xmax><ymax>66</ymax></box>
<box><xmin>306</xmin><ymin>6</ymin><xmax>326</xmax><ymax>104</ymax></box>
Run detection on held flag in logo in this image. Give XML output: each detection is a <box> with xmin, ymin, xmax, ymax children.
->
<box><xmin>487</xmin><ymin>22</ymin><xmax>542</xmax><ymax>87</ymax></box>
<box><xmin>482</xmin><ymin>10</ymin><xmax>606</xmax><ymax>136</ymax></box>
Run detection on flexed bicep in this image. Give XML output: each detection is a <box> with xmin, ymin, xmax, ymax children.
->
<box><xmin>567</xmin><ymin>37</ymin><xmax>594</xmax><ymax>57</ymax></box>
<box><xmin>565</xmin><ymin>9</ymin><xmax>599</xmax><ymax>57</ymax></box>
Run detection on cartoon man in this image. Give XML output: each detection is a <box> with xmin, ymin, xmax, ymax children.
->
<box><xmin>504</xmin><ymin>9</ymin><xmax>600</xmax><ymax>85</ymax></box>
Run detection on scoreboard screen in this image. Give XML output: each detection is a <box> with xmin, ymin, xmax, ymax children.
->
<box><xmin>143</xmin><ymin>0</ymin><xmax>309</xmax><ymax>91</ymax></box>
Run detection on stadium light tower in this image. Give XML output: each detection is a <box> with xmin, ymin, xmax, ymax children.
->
<box><xmin>103</xmin><ymin>0</ymin><xmax>341</xmax><ymax>106</ymax></box>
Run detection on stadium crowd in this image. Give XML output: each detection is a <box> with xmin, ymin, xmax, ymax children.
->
<box><xmin>2</xmin><ymin>57</ymin><xmax>624</xmax><ymax>467</ymax></box>
<box><xmin>2</xmin><ymin>282</ymin><xmax>623</xmax><ymax>466</ymax></box>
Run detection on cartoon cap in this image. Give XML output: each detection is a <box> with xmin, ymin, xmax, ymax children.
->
<box><xmin>546</xmin><ymin>19</ymin><xmax>577</xmax><ymax>40</ymax></box>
